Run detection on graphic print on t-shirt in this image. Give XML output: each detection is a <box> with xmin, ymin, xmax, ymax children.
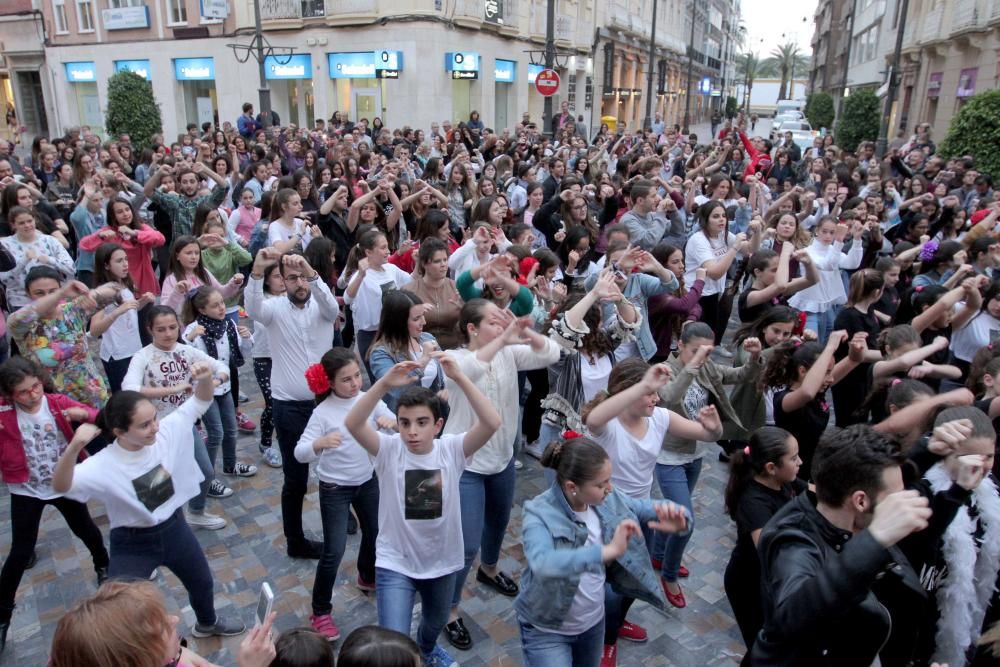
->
<box><xmin>147</xmin><ymin>350</ymin><xmax>194</xmax><ymax>411</ymax></box>
<box><xmin>379</xmin><ymin>280</ymin><xmax>398</xmax><ymax>297</ymax></box>
<box><xmin>404</xmin><ymin>469</ymin><xmax>443</xmax><ymax>520</ymax></box>
<box><xmin>18</xmin><ymin>419</ymin><xmax>62</xmax><ymax>494</ymax></box>
<box><xmin>131</xmin><ymin>464</ymin><xmax>175</xmax><ymax>512</ymax></box>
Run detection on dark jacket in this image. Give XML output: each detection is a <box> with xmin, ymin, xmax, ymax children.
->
<box><xmin>752</xmin><ymin>491</ymin><xmax>909</xmax><ymax>667</ymax></box>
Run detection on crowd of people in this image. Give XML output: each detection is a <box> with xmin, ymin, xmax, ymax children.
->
<box><xmin>0</xmin><ymin>100</ymin><xmax>998</xmax><ymax>667</ymax></box>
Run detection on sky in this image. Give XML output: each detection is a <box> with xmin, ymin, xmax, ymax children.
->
<box><xmin>739</xmin><ymin>0</ymin><xmax>819</xmax><ymax>58</ymax></box>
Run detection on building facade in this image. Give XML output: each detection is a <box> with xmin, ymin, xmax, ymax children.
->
<box><xmin>0</xmin><ymin>0</ymin><xmax>53</xmax><ymax>143</ymax></box>
<box><xmin>808</xmin><ymin>0</ymin><xmax>854</xmax><ymax>113</ymax></box>
<box><xmin>32</xmin><ymin>0</ymin><xmax>744</xmax><ymax>140</ymax></box>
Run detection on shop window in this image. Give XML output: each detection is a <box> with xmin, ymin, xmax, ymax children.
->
<box><xmin>109</xmin><ymin>0</ymin><xmax>142</xmax><ymax>6</ymax></box>
<box><xmin>52</xmin><ymin>0</ymin><xmax>69</xmax><ymax>33</ymax></box>
<box><xmin>75</xmin><ymin>0</ymin><xmax>95</xmax><ymax>31</ymax></box>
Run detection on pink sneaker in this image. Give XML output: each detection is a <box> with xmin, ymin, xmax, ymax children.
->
<box><xmin>237</xmin><ymin>411</ymin><xmax>257</xmax><ymax>434</ymax></box>
<box><xmin>310</xmin><ymin>613</ymin><xmax>341</xmax><ymax>641</ymax></box>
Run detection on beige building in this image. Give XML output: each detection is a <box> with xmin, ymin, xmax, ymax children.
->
<box><xmin>33</xmin><ymin>0</ymin><xmax>742</xmax><ymax>140</ymax></box>
<box><xmin>0</xmin><ymin>0</ymin><xmax>51</xmax><ymax>142</ymax></box>
<box><xmin>893</xmin><ymin>0</ymin><xmax>1000</xmax><ymax>140</ymax></box>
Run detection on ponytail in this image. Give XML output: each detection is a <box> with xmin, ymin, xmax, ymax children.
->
<box><xmin>759</xmin><ymin>341</ymin><xmax>823</xmax><ymax>391</ymax></box>
<box><xmin>343</xmin><ymin>225</ymin><xmax>382</xmax><ymax>280</ymax></box>
<box><xmin>724</xmin><ymin>427</ymin><xmax>794</xmax><ymax>516</ymax></box>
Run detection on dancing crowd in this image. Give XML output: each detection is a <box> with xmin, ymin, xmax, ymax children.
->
<box><xmin>0</xmin><ymin>102</ymin><xmax>998</xmax><ymax>667</ymax></box>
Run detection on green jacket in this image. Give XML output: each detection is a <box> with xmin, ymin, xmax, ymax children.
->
<box><xmin>456</xmin><ymin>269</ymin><xmax>534</xmax><ymax>317</ymax></box>
<box><xmin>202</xmin><ymin>243</ymin><xmax>252</xmax><ymax>308</ymax></box>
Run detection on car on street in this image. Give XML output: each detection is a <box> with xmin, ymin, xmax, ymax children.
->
<box><xmin>771</xmin><ymin>119</ymin><xmax>814</xmax><ymax>145</ymax></box>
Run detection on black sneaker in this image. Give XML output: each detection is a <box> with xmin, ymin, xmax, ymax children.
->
<box><xmin>444</xmin><ymin>617</ymin><xmax>472</xmax><ymax>650</ymax></box>
<box><xmin>287</xmin><ymin>538</ymin><xmax>323</xmax><ymax>559</ymax></box>
<box><xmin>192</xmin><ymin>615</ymin><xmax>247</xmax><ymax>638</ymax></box>
<box><xmin>96</xmin><ymin>566</ymin><xmax>109</xmax><ymax>586</ymax></box>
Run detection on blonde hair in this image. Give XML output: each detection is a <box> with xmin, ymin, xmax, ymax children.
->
<box><xmin>50</xmin><ymin>581</ymin><xmax>172</xmax><ymax>667</ymax></box>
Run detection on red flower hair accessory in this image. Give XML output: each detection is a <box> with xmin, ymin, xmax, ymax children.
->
<box><xmin>518</xmin><ymin>257</ymin><xmax>540</xmax><ymax>286</ymax></box>
<box><xmin>562</xmin><ymin>429</ymin><xmax>583</xmax><ymax>440</ymax></box>
<box><xmin>305</xmin><ymin>363</ymin><xmax>330</xmax><ymax>395</ymax></box>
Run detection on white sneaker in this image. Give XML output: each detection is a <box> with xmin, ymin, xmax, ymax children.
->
<box><xmin>187</xmin><ymin>511</ymin><xmax>226</xmax><ymax>530</ymax></box>
<box><xmin>524</xmin><ymin>440</ymin><xmax>545</xmax><ymax>460</ymax></box>
<box><xmin>514</xmin><ymin>459</ymin><xmax>524</xmax><ymax>470</ymax></box>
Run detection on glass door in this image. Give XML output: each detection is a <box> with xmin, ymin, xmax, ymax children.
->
<box><xmin>351</xmin><ymin>87</ymin><xmax>381</xmax><ymax>124</ymax></box>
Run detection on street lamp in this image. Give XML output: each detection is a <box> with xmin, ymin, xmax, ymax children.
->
<box><xmin>643</xmin><ymin>0</ymin><xmax>659</xmax><ymax>131</ymax></box>
<box><xmin>226</xmin><ymin>0</ymin><xmax>297</xmax><ymax>129</ymax></box>
<box><xmin>682</xmin><ymin>0</ymin><xmax>696</xmax><ymax>133</ymax></box>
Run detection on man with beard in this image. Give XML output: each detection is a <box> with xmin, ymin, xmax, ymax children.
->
<box><xmin>751</xmin><ymin>425</ymin><xmax>931</xmax><ymax>666</ymax></box>
<box><xmin>142</xmin><ymin>161</ymin><xmax>228</xmax><ymax>238</ymax></box>
<box><xmin>245</xmin><ymin>249</ymin><xmax>339</xmax><ymax>559</ymax></box>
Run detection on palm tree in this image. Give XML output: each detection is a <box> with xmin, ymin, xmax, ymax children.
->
<box><xmin>761</xmin><ymin>42</ymin><xmax>810</xmax><ymax>100</ymax></box>
<box><xmin>735</xmin><ymin>52</ymin><xmax>760</xmax><ymax>110</ymax></box>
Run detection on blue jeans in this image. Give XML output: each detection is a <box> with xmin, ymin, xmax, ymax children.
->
<box><xmin>376</xmin><ymin>567</ymin><xmax>456</xmax><ymax>658</ymax></box>
<box><xmin>804</xmin><ymin>307</ymin><xmax>839</xmax><ymax>345</ymax></box>
<box><xmin>312</xmin><ymin>476</ymin><xmax>379</xmax><ymax>616</ymax></box>
<box><xmin>519</xmin><ymin>617</ymin><xmax>604</xmax><ymax>667</ymax></box>
<box><xmin>451</xmin><ymin>457</ymin><xmax>517</xmax><ymax>607</ymax></box>
<box><xmin>109</xmin><ymin>509</ymin><xmax>216</xmax><ymax>626</ymax></box>
<box><xmin>202</xmin><ymin>392</ymin><xmax>238</xmax><ymax>472</ymax></box>
<box><xmin>273</xmin><ymin>399</ymin><xmax>315</xmax><ymax>547</ymax></box>
<box><xmin>653</xmin><ymin>458</ymin><xmax>702</xmax><ymax>582</ymax></box>
<box><xmin>188</xmin><ymin>425</ymin><xmax>214</xmax><ymax>513</ymax></box>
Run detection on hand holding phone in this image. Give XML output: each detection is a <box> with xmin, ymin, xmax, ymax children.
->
<box><xmin>256</xmin><ymin>582</ymin><xmax>274</xmax><ymax>627</ymax></box>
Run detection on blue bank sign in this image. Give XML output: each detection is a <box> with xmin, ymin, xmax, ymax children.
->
<box><xmin>115</xmin><ymin>59</ymin><xmax>151</xmax><ymax>80</ymax></box>
<box><xmin>265</xmin><ymin>54</ymin><xmax>312</xmax><ymax>80</ymax></box>
<box><xmin>174</xmin><ymin>58</ymin><xmax>215</xmax><ymax>81</ymax></box>
<box><xmin>65</xmin><ymin>62</ymin><xmax>97</xmax><ymax>83</ymax></box>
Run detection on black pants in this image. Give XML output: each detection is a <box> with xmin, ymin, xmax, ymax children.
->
<box><xmin>603</xmin><ymin>588</ymin><xmax>636</xmax><ymax>644</ymax></box>
<box><xmin>102</xmin><ymin>356</ymin><xmax>132</xmax><ymax>394</ymax></box>
<box><xmin>253</xmin><ymin>358</ymin><xmax>274</xmax><ymax>448</ymax></box>
<box><xmin>698</xmin><ymin>293</ymin><xmax>726</xmax><ymax>344</ymax></box>
<box><xmin>522</xmin><ymin>367</ymin><xmax>549</xmax><ymax>445</ymax></box>
<box><xmin>0</xmin><ymin>494</ymin><xmax>109</xmax><ymax>621</ymax></box>
<box><xmin>273</xmin><ymin>398</ymin><xmax>316</xmax><ymax>548</ymax></box>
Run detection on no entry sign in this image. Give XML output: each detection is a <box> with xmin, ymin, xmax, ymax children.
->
<box><xmin>535</xmin><ymin>68</ymin><xmax>560</xmax><ymax>97</ymax></box>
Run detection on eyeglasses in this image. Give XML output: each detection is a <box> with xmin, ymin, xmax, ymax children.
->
<box><xmin>13</xmin><ymin>380</ymin><xmax>43</xmax><ymax>399</ymax></box>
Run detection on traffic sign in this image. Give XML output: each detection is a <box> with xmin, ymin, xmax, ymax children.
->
<box><xmin>535</xmin><ymin>69</ymin><xmax>560</xmax><ymax>97</ymax></box>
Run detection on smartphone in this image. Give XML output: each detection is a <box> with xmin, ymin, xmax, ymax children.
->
<box><xmin>256</xmin><ymin>582</ymin><xmax>274</xmax><ymax>627</ymax></box>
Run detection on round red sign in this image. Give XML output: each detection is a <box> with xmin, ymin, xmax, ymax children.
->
<box><xmin>535</xmin><ymin>69</ymin><xmax>560</xmax><ymax>97</ymax></box>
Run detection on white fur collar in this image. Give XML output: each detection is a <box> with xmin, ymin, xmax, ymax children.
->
<box><xmin>925</xmin><ymin>463</ymin><xmax>1000</xmax><ymax>667</ymax></box>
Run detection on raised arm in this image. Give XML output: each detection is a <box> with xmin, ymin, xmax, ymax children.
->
<box><xmin>434</xmin><ymin>352</ymin><xmax>501</xmax><ymax>457</ymax></box>
<box><xmin>345</xmin><ymin>360</ymin><xmax>424</xmax><ymax>457</ymax></box>
<box><xmin>781</xmin><ymin>332</ymin><xmax>844</xmax><ymax>413</ymax></box>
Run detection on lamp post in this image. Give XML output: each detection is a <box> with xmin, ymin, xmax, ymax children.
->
<box><xmin>875</xmin><ymin>0</ymin><xmax>910</xmax><ymax>159</ymax></box>
<box><xmin>682</xmin><ymin>0</ymin><xmax>696</xmax><ymax>133</ymax></box>
<box><xmin>643</xmin><ymin>0</ymin><xmax>659</xmax><ymax>130</ymax></box>
<box><xmin>542</xmin><ymin>0</ymin><xmax>556</xmax><ymax>136</ymax></box>
<box><xmin>252</xmin><ymin>0</ymin><xmax>272</xmax><ymax>129</ymax></box>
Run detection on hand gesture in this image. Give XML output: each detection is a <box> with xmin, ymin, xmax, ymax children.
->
<box><xmin>237</xmin><ymin>325</ymin><xmax>252</xmax><ymax>339</ymax></box>
<box><xmin>826</xmin><ymin>329</ymin><xmax>849</xmax><ymax>349</ymax></box>
<box><xmin>956</xmin><ymin>454</ymin><xmax>989</xmax><ymax>491</ymax></box>
<box><xmin>927</xmin><ymin>418</ymin><xmax>972</xmax><ymax>457</ymax></box>
<box><xmin>687</xmin><ymin>344</ymin><xmax>714</xmax><ymax>370</ymax></box>
<box><xmin>697</xmin><ymin>405</ymin><xmax>722</xmax><ymax>436</ymax></box>
<box><xmin>834</xmin><ymin>222</ymin><xmax>850</xmax><ymax>242</ymax></box>
<box><xmin>648</xmin><ymin>502</ymin><xmax>689</xmax><ymax>533</ymax></box>
<box><xmin>175</xmin><ymin>279</ymin><xmax>191</xmax><ymax>296</ymax></box>
<box><xmin>313</xmin><ymin>431</ymin><xmax>344</xmax><ymax>452</ymax></box>
<box><xmin>253</xmin><ymin>247</ymin><xmax>280</xmax><ymax>272</ymax></box>
<box><xmin>375</xmin><ymin>415</ymin><xmax>397</xmax><ymax>431</ymax></box>
<box><xmin>553</xmin><ymin>229</ymin><xmax>567</xmax><ymax>243</ymax></box>
<box><xmin>70</xmin><ymin>423</ymin><xmax>102</xmax><ymax>449</ymax></box>
<box><xmin>61</xmin><ymin>407</ymin><xmax>91</xmax><ymax>422</ymax></box>
<box><xmin>641</xmin><ymin>363</ymin><xmax>672</xmax><ymax>392</ymax></box>
<box><xmin>868</xmin><ymin>490</ymin><xmax>931</xmax><ymax>548</ymax></box>
<box><xmin>430</xmin><ymin>351</ymin><xmax>462</xmax><ymax>381</ymax></box>
<box><xmin>695</xmin><ymin>267</ymin><xmax>707</xmax><ymax>282</ymax></box>
<box><xmin>742</xmin><ymin>337</ymin><xmax>763</xmax><ymax>357</ymax></box>
<box><xmin>567</xmin><ymin>249</ymin><xmax>581</xmax><ymax>267</ymax></box>
<box><xmin>848</xmin><ymin>332</ymin><xmax>869</xmax><ymax>362</ymax></box>
<box><xmin>237</xmin><ymin>612</ymin><xmax>277</xmax><ymax>667</ymax></box>
<box><xmin>190</xmin><ymin>361</ymin><xmax>214</xmax><ymax>382</ymax></box>
<box><xmin>187</xmin><ymin>324</ymin><xmax>206</xmax><ymax>341</ymax></box>
<box><xmin>229</xmin><ymin>273</ymin><xmax>245</xmax><ymax>288</ymax></box>
<box><xmin>602</xmin><ymin>519</ymin><xmax>642</xmax><ymax>562</ymax></box>
<box><xmin>281</xmin><ymin>253</ymin><xmax>313</xmax><ymax>276</ymax></box>
<box><xmin>382</xmin><ymin>361</ymin><xmax>422</xmax><ymax>388</ymax></box>
<box><xmin>99</xmin><ymin>229</ymin><xmax>117</xmax><ymax>240</ymax></box>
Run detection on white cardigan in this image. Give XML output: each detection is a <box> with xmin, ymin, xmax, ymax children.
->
<box><xmin>788</xmin><ymin>239</ymin><xmax>863</xmax><ymax>313</ymax></box>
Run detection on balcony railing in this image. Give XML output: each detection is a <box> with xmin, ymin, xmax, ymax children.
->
<box><xmin>259</xmin><ymin>0</ymin><xmax>326</xmax><ymax>20</ymax></box>
<box><xmin>920</xmin><ymin>3</ymin><xmax>944</xmax><ymax>42</ymax></box>
<box><xmin>952</xmin><ymin>0</ymin><xmax>983</xmax><ymax>32</ymax></box>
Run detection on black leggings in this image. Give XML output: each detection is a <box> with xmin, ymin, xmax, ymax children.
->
<box><xmin>698</xmin><ymin>293</ymin><xmax>726</xmax><ymax>344</ymax></box>
<box><xmin>253</xmin><ymin>357</ymin><xmax>274</xmax><ymax>448</ymax></box>
<box><xmin>0</xmin><ymin>494</ymin><xmax>109</xmax><ymax>621</ymax></box>
<box><xmin>522</xmin><ymin>367</ymin><xmax>549</xmax><ymax>445</ymax></box>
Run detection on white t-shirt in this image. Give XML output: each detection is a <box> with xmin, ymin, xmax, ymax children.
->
<box><xmin>267</xmin><ymin>217</ymin><xmax>313</xmax><ymax>249</ymax></box>
<box><xmin>345</xmin><ymin>264</ymin><xmax>413</xmax><ymax>332</ymax></box>
<box><xmin>580</xmin><ymin>354</ymin><xmax>613</xmax><ymax>404</ymax></box>
<box><xmin>592</xmin><ymin>407</ymin><xmax>671</xmax><ymax>498</ymax></box>
<box><xmin>552</xmin><ymin>507</ymin><xmax>605</xmax><ymax>635</ymax></box>
<box><xmin>372</xmin><ymin>431</ymin><xmax>467</xmax><ymax>579</ymax></box>
<box><xmin>66</xmin><ymin>396</ymin><xmax>211</xmax><ymax>528</ymax></box>
<box><xmin>683</xmin><ymin>231</ymin><xmax>735</xmax><ymax>296</ymax></box>
<box><xmin>293</xmin><ymin>391</ymin><xmax>395</xmax><ymax>486</ymax></box>
<box><xmin>122</xmin><ymin>344</ymin><xmax>229</xmax><ymax>417</ymax></box>
<box><xmin>9</xmin><ymin>402</ymin><xmax>67</xmax><ymax>500</ymax></box>
<box><xmin>952</xmin><ymin>310</ymin><xmax>1000</xmax><ymax>362</ymax></box>
<box><xmin>98</xmin><ymin>288</ymin><xmax>143</xmax><ymax>362</ymax></box>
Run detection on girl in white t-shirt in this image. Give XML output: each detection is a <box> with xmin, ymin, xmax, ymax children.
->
<box><xmin>293</xmin><ymin>348</ymin><xmax>397</xmax><ymax>641</ymax></box>
<box><xmin>181</xmin><ymin>286</ymin><xmax>256</xmax><ymax>484</ymax></box>
<box><xmin>88</xmin><ymin>243</ymin><xmax>155</xmax><ymax>393</ymax></box>
<box><xmin>267</xmin><ymin>188</ymin><xmax>316</xmax><ymax>253</ymax></box>
<box><xmin>344</xmin><ymin>228</ymin><xmax>413</xmax><ymax>374</ymax></box>
<box><xmin>51</xmin><ymin>362</ymin><xmax>246</xmax><ymax>639</ymax></box>
<box><xmin>121</xmin><ymin>306</ymin><xmax>230</xmax><ymax>527</ymax></box>
<box><xmin>583</xmin><ymin>359</ymin><xmax>724</xmax><ymax>658</ymax></box>
<box><xmin>344</xmin><ymin>355</ymin><xmax>501</xmax><ymax>667</ymax></box>
<box><xmin>683</xmin><ymin>200</ymin><xmax>749</xmax><ymax>343</ymax></box>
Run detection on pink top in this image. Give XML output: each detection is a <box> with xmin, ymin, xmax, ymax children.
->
<box><xmin>160</xmin><ymin>270</ymin><xmax>241</xmax><ymax>314</ymax></box>
<box><xmin>79</xmin><ymin>224</ymin><xmax>166</xmax><ymax>296</ymax></box>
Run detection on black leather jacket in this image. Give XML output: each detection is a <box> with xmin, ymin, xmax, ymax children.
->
<box><xmin>752</xmin><ymin>491</ymin><xmax>904</xmax><ymax>667</ymax></box>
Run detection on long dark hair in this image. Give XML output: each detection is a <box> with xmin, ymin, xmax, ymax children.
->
<box><xmin>0</xmin><ymin>357</ymin><xmax>55</xmax><ymax>397</ymax></box>
<box><xmin>733</xmin><ymin>305</ymin><xmax>799</xmax><ymax>348</ymax></box>
<box><xmin>760</xmin><ymin>341</ymin><xmax>824</xmax><ymax>391</ymax></box>
<box><xmin>167</xmin><ymin>235</ymin><xmax>210</xmax><ymax>284</ymax></box>
<box><xmin>337</xmin><ymin>625</ymin><xmax>420</xmax><ymax>667</ymax></box>
<box><xmin>303</xmin><ymin>236</ymin><xmax>337</xmax><ymax>289</ymax></box>
<box><xmin>315</xmin><ymin>347</ymin><xmax>360</xmax><ymax>402</ymax></box>
<box><xmin>105</xmin><ymin>198</ymin><xmax>141</xmax><ymax>230</ymax></box>
<box><xmin>93</xmin><ymin>242</ymin><xmax>136</xmax><ymax>292</ymax></box>
<box><xmin>370</xmin><ymin>290</ymin><xmax>423</xmax><ymax>358</ymax></box>
<box><xmin>696</xmin><ymin>200</ymin><xmax>728</xmax><ymax>238</ymax></box>
<box><xmin>724</xmin><ymin>426</ymin><xmax>794</xmax><ymax>516</ymax></box>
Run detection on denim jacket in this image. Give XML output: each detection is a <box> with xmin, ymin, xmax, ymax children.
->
<box><xmin>368</xmin><ymin>332</ymin><xmax>445</xmax><ymax>411</ymax></box>
<box><xmin>514</xmin><ymin>483</ymin><xmax>691</xmax><ymax>630</ymax></box>
<box><xmin>585</xmin><ymin>271</ymin><xmax>677</xmax><ymax>361</ymax></box>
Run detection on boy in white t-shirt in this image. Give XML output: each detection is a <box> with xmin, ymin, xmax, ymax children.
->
<box><xmin>345</xmin><ymin>354</ymin><xmax>500</xmax><ymax>667</ymax></box>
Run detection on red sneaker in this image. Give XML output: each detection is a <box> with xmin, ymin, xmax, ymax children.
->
<box><xmin>650</xmin><ymin>557</ymin><xmax>662</xmax><ymax>570</ymax></box>
<box><xmin>678</xmin><ymin>564</ymin><xmax>690</xmax><ymax>578</ymax></box>
<box><xmin>618</xmin><ymin>620</ymin><xmax>647</xmax><ymax>642</ymax></box>
<box><xmin>356</xmin><ymin>574</ymin><xmax>376</xmax><ymax>593</ymax></box>
<box><xmin>310</xmin><ymin>613</ymin><xmax>341</xmax><ymax>641</ymax></box>
<box><xmin>600</xmin><ymin>643</ymin><xmax>617</xmax><ymax>667</ymax></box>
<box><xmin>661</xmin><ymin>578</ymin><xmax>686</xmax><ymax>608</ymax></box>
